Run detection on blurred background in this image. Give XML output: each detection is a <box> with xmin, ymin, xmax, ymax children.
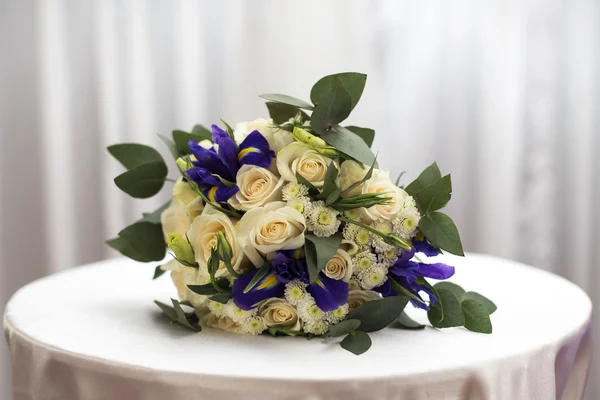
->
<box><xmin>1</xmin><ymin>0</ymin><xmax>599</xmax><ymax>398</ymax></box>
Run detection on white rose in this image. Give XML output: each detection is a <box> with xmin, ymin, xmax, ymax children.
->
<box><xmin>228</xmin><ymin>165</ymin><xmax>284</xmax><ymax>211</ymax></box>
<box><xmin>347</xmin><ymin>290</ymin><xmax>381</xmax><ymax>311</ymax></box>
<box><xmin>323</xmin><ymin>249</ymin><xmax>353</xmax><ymax>282</ymax></box>
<box><xmin>163</xmin><ymin>259</ymin><xmax>211</xmax><ymax>308</ymax></box>
<box><xmin>360</xmin><ymin>169</ymin><xmax>409</xmax><ymax>222</ymax></box>
<box><xmin>203</xmin><ymin>313</ymin><xmax>244</xmax><ymax>334</ymax></box>
<box><xmin>339</xmin><ymin>160</ymin><xmax>368</xmax><ymax>197</ymax></box>
<box><xmin>172</xmin><ymin>178</ymin><xmax>204</xmax><ymax>221</ymax></box>
<box><xmin>276</xmin><ymin>142</ymin><xmax>335</xmax><ymax>188</ymax></box>
<box><xmin>188</xmin><ymin>206</ymin><xmax>245</xmax><ymax>277</ymax></box>
<box><xmin>237</xmin><ymin>201</ymin><xmax>306</xmax><ymax>267</ymax></box>
<box><xmin>234</xmin><ymin>118</ymin><xmax>293</xmax><ymax>152</ymax></box>
<box><xmin>160</xmin><ymin>199</ymin><xmax>190</xmax><ymax>240</ymax></box>
<box><xmin>258</xmin><ymin>298</ymin><xmax>302</xmax><ymax>330</ymax></box>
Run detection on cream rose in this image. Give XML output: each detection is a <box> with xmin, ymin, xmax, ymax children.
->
<box><xmin>339</xmin><ymin>160</ymin><xmax>368</xmax><ymax>197</ymax></box>
<box><xmin>160</xmin><ymin>199</ymin><xmax>190</xmax><ymax>240</ymax></box>
<box><xmin>360</xmin><ymin>169</ymin><xmax>409</xmax><ymax>222</ymax></box>
<box><xmin>188</xmin><ymin>206</ymin><xmax>245</xmax><ymax>277</ymax></box>
<box><xmin>172</xmin><ymin>178</ymin><xmax>204</xmax><ymax>221</ymax></box>
<box><xmin>276</xmin><ymin>142</ymin><xmax>335</xmax><ymax>188</ymax></box>
<box><xmin>258</xmin><ymin>298</ymin><xmax>302</xmax><ymax>330</ymax></box>
<box><xmin>237</xmin><ymin>201</ymin><xmax>306</xmax><ymax>267</ymax></box>
<box><xmin>347</xmin><ymin>290</ymin><xmax>382</xmax><ymax>311</ymax></box>
<box><xmin>203</xmin><ymin>313</ymin><xmax>244</xmax><ymax>334</ymax></box>
<box><xmin>228</xmin><ymin>165</ymin><xmax>284</xmax><ymax>211</ymax></box>
<box><xmin>323</xmin><ymin>249</ymin><xmax>353</xmax><ymax>282</ymax></box>
<box><xmin>234</xmin><ymin>118</ymin><xmax>293</xmax><ymax>152</ymax></box>
<box><xmin>162</xmin><ymin>259</ymin><xmax>211</xmax><ymax>308</ymax></box>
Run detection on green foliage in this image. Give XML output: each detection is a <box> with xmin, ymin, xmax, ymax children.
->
<box><xmin>108</xmin><ymin>143</ymin><xmax>165</xmax><ymax>170</ymax></box>
<box><xmin>340</xmin><ymin>331</ymin><xmax>372</xmax><ymax>355</ymax></box>
<box><xmin>310</xmin><ymin>72</ymin><xmax>366</xmax><ymax>112</ymax></box>
<box><xmin>419</xmin><ymin>212</ymin><xmax>464</xmax><ymax>256</ymax></box>
<box><xmin>304</xmin><ymin>234</ymin><xmax>342</xmax><ymax>283</ymax></box>
<box><xmin>265</xmin><ymin>102</ymin><xmax>309</xmax><ymax>124</ymax></box>
<box><xmin>158</xmin><ymin>134</ymin><xmax>179</xmax><ymax>159</ymax></box>
<box><xmin>346</xmin><ymin>295</ymin><xmax>409</xmax><ymax>332</ymax></box>
<box><xmin>153</xmin><ymin>265</ymin><xmax>166</xmax><ymax>280</ymax></box>
<box><xmin>139</xmin><ymin>201</ymin><xmax>171</xmax><ymax>224</ymax></box>
<box><xmin>325</xmin><ymin>319</ymin><xmax>362</xmax><ymax>338</ymax></box>
<box><xmin>154</xmin><ymin>299</ymin><xmax>201</xmax><ymax>332</ymax></box>
<box><xmin>330</xmin><ymin>193</ymin><xmax>391</xmax><ymax>212</ymax></box>
<box><xmin>295</xmin><ymin>173</ymin><xmax>319</xmax><ymax>196</ymax></box>
<box><xmin>427</xmin><ymin>288</ymin><xmax>465</xmax><ymax>328</ymax></box>
<box><xmin>311</xmin><ymin>78</ymin><xmax>352</xmax><ymax>134</ymax></box>
<box><xmin>405</xmin><ymin>162</ymin><xmax>442</xmax><ymax>196</ymax></box>
<box><xmin>188</xmin><ymin>278</ymin><xmax>230</xmax><ymax>295</ymax></box>
<box><xmin>266</xmin><ymin>327</ymin><xmax>308</xmax><ymax>337</ymax></box>
<box><xmin>461</xmin><ymin>299</ymin><xmax>493</xmax><ymax>334</ymax></box>
<box><xmin>259</xmin><ymin>94</ymin><xmax>314</xmax><ymax>110</ymax></box>
<box><xmin>114</xmin><ymin>161</ymin><xmax>168</xmax><ymax>198</ymax></box>
<box><xmin>393</xmin><ymin>312</ymin><xmax>425</xmax><ymax>330</ymax></box>
<box><xmin>345</xmin><ymin>126</ymin><xmax>375</xmax><ymax>147</ymax></box>
<box><xmin>463</xmin><ymin>291</ymin><xmax>497</xmax><ymax>314</ymax></box>
<box><xmin>322</xmin><ymin>125</ymin><xmax>376</xmax><ymax>166</ymax></box>
<box><xmin>339</xmin><ymin>159</ymin><xmax>376</xmax><ymax>197</ymax></box>
<box><xmin>172</xmin><ymin>128</ymin><xmax>212</xmax><ymax>157</ymax></box>
<box><xmin>210</xmin><ymin>292</ymin><xmax>232</xmax><ymax>304</ymax></box>
<box><xmin>433</xmin><ymin>282</ymin><xmax>466</xmax><ymax>300</ymax></box>
<box><xmin>107</xmin><ymin>222</ymin><xmax>166</xmax><ymax>262</ymax></box>
<box><xmin>414</xmin><ymin>174</ymin><xmax>452</xmax><ymax>214</ymax></box>
<box><xmin>314</xmin><ymin>162</ymin><xmax>340</xmax><ymax>202</ymax></box>
<box><xmin>243</xmin><ymin>262</ymin><xmax>272</xmax><ymax>294</ymax></box>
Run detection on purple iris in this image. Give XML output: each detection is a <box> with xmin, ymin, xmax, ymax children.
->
<box><xmin>185</xmin><ymin>125</ymin><xmax>275</xmax><ymax>203</ymax></box>
<box><xmin>232</xmin><ymin>250</ymin><xmax>348</xmax><ymax>312</ymax></box>
<box><xmin>375</xmin><ymin>239</ymin><xmax>455</xmax><ymax>310</ymax></box>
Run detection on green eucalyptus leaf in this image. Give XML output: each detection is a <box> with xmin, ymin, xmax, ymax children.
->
<box><xmin>315</xmin><ymin>162</ymin><xmax>340</xmax><ymax>201</ymax></box>
<box><xmin>188</xmin><ymin>279</ymin><xmax>230</xmax><ymax>295</ymax></box>
<box><xmin>108</xmin><ymin>143</ymin><xmax>164</xmax><ymax>170</ymax></box>
<box><xmin>295</xmin><ymin>173</ymin><xmax>320</xmax><ymax>196</ymax></box>
<box><xmin>266</xmin><ymin>327</ymin><xmax>308</xmax><ymax>337</ymax></box>
<box><xmin>345</xmin><ymin>126</ymin><xmax>375</xmax><ymax>147</ymax></box>
<box><xmin>192</xmin><ymin>124</ymin><xmax>213</xmax><ymax>138</ymax></box>
<box><xmin>311</xmin><ymin>79</ymin><xmax>352</xmax><ymax>135</ymax></box>
<box><xmin>305</xmin><ymin>234</ymin><xmax>342</xmax><ymax>283</ymax></box>
<box><xmin>322</xmin><ymin>125</ymin><xmax>376</xmax><ymax>166</ymax></box>
<box><xmin>259</xmin><ymin>94</ymin><xmax>314</xmax><ymax>110</ymax></box>
<box><xmin>325</xmin><ymin>187</ymin><xmax>342</xmax><ymax>206</ymax></box>
<box><xmin>434</xmin><ymin>282</ymin><xmax>466</xmax><ymax>301</ymax></box>
<box><xmin>220</xmin><ymin>119</ymin><xmax>234</xmax><ymax>137</ymax></box>
<box><xmin>463</xmin><ymin>292</ymin><xmax>497</xmax><ymax>314</ymax></box>
<box><xmin>346</xmin><ymin>295</ymin><xmax>409</xmax><ymax>332</ymax></box>
<box><xmin>461</xmin><ymin>299</ymin><xmax>492</xmax><ymax>333</ymax></box>
<box><xmin>114</xmin><ymin>161</ymin><xmax>168</xmax><ymax>198</ymax></box>
<box><xmin>340</xmin><ymin>331</ymin><xmax>372</xmax><ymax>355</ymax></box>
<box><xmin>414</xmin><ymin>174</ymin><xmax>452</xmax><ymax>214</ymax></box>
<box><xmin>325</xmin><ymin>319</ymin><xmax>361</xmax><ymax>337</ymax></box>
<box><xmin>153</xmin><ymin>265</ymin><xmax>166</xmax><ymax>280</ymax></box>
<box><xmin>405</xmin><ymin>162</ymin><xmax>442</xmax><ymax>196</ymax></box>
<box><xmin>427</xmin><ymin>288</ymin><xmax>465</xmax><ymax>328</ymax></box>
<box><xmin>140</xmin><ymin>201</ymin><xmax>171</xmax><ymax>224</ymax></box>
<box><xmin>311</xmin><ymin>72</ymin><xmax>367</xmax><ymax>111</ymax></box>
<box><xmin>393</xmin><ymin>312</ymin><xmax>425</xmax><ymax>330</ymax></box>
<box><xmin>210</xmin><ymin>292</ymin><xmax>232</xmax><ymax>304</ymax></box>
<box><xmin>109</xmin><ymin>222</ymin><xmax>166</xmax><ymax>262</ymax></box>
<box><xmin>157</xmin><ymin>134</ymin><xmax>180</xmax><ymax>160</ymax></box>
<box><xmin>154</xmin><ymin>299</ymin><xmax>201</xmax><ymax>332</ymax></box>
<box><xmin>107</xmin><ymin>237</ymin><xmax>146</xmax><ymax>262</ymax></box>
<box><xmin>419</xmin><ymin>212</ymin><xmax>464</xmax><ymax>256</ymax></box>
<box><xmin>172</xmin><ymin>129</ymin><xmax>212</xmax><ymax>156</ymax></box>
<box><xmin>265</xmin><ymin>102</ymin><xmax>309</xmax><ymax>124</ymax></box>
<box><xmin>154</xmin><ymin>300</ymin><xmax>177</xmax><ymax>320</ymax></box>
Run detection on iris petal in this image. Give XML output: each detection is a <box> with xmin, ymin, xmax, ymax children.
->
<box><xmin>308</xmin><ymin>274</ymin><xmax>349</xmax><ymax>312</ymax></box>
<box><xmin>186</xmin><ymin>167</ymin><xmax>226</xmax><ymax>187</ymax></box>
<box><xmin>188</xmin><ymin>140</ymin><xmax>233</xmax><ymax>181</ymax></box>
<box><xmin>413</xmin><ymin>239</ymin><xmax>439</xmax><ymax>257</ymax></box>
<box><xmin>211</xmin><ymin>125</ymin><xmax>240</xmax><ymax>175</ymax></box>
<box><xmin>238</xmin><ymin>130</ymin><xmax>275</xmax><ymax>168</ymax></box>
<box><xmin>203</xmin><ymin>186</ymin><xmax>239</xmax><ymax>203</ymax></box>
<box><xmin>232</xmin><ymin>270</ymin><xmax>284</xmax><ymax>310</ymax></box>
<box><xmin>416</xmin><ymin>262</ymin><xmax>455</xmax><ymax>280</ymax></box>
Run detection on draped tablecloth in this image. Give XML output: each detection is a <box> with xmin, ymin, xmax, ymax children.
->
<box><xmin>3</xmin><ymin>254</ymin><xmax>592</xmax><ymax>400</ymax></box>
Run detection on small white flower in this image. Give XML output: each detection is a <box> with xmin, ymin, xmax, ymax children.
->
<box><xmin>344</xmin><ymin>209</ymin><xmax>361</xmax><ymax>220</ymax></box>
<box><xmin>326</xmin><ymin>304</ymin><xmax>349</xmax><ymax>324</ymax></box>
<box><xmin>282</xmin><ymin>182</ymin><xmax>309</xmax><ymax>201</ymax></box>
<box><xmin>241</xmin><ymin>316</ymin><xmax>267</xmax><ymax>335</ymax></box>
<box><xmin>342</xmin><ymin>223</ymin><xmax>359</xmax><ymax>241</ymax></box>
<box><xmin>360</xmin><ymin>265</ymin><xmax>389</xmax><ymax>290</ymax></box>
<box><xmin>303</xmin><ymin>320</ymin><xmax>329</xmax><ymax>335</ymax></box>
<box><xmin>284</xmin><ymin>280</ymin><xmax>309</xmax><ymax>306</ymax></box>
<box><xmin>349</xmin><ymin>278</ymin><xmax>360</xmax><ymax>290</ymax></box>
<box><xmin>226</xmin><ymin>301</ymin><xmax>257</xmax><ymax>323</ymax></box>
<box><xmin>370</xmin><ymin>220</ymin><xmax>395</xmax><ymax>254</ymax></box>
<box><xmin>297</xmin><ymin>298</ymin><xmax>325</xmax><ymax>322</ymax></box>
<box><xmin>355</xmin><ymin>227</ymin><xmax>371</xmax><ymax>247</ymax></box>
<box><xmin>352</xmin><ymin>250</ymin><xmax>377</xmax><ymax>276</ymax></box>
<box><xmin>286</xmin><ymin>196</ymin><xmax>312</xmax><ymax>217</ymax></box>
<box><xmin>393</xmin><ymin>201</ymin><xmax>421</xmax><ymax>240</ymax></box>
<box><xmin>378</xmin><ymin>248</ymin><xmax>399</xmax><ymax>265</ymax></box>
<box><xmin>208</xmin><ymin>300</ymin><xmax>225</xmax><ymax>317</ymax></box>
<box><xmin>307</xmin><ymin>201</ymin><xmax>341</xmax><ymax>237</ymax></box>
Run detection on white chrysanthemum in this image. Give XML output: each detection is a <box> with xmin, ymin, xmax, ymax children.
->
<box><xmin>393</xmin><ymin>203</ymin><xmax>421</xmax><ymax>240</ymax></box>
<box><xmin>303</xmin><ymin>320</ymin><xmax>329</xmax><ymax>335</ymax></box>
<box><xmin>226</xmin><ymin>301</ymin><xmax>257</xmax><ymax>323</ymax></box>
<box><xmin>342</xmin><ymin>223</ymin><xmax>359</xmax><ymax>241</ymax></box>
<box><xmin>241</xmin><ymin>316</ymin><xmax>267</xmax><ymax>335</ymax></box>
<box><xmin>282</xmin><ymin>182</ymin><xmax>309</xmax><ymax>201</ymax></box>
<box><xmin>297</xmin><ymin>299</ymin><xmax>326</xmax><ymax>322</ymax></box>
<box><xmin>349</xmin><ymin>278</ymin><xmax>360</xmax><ymax>290</ymax></box>
<box><xmin>208</xmin><ymin>300</ymin><xmax>226</xmax><ymax>317</ymax></box>
<box><xmin>352</xmin><ymin>250</ymin><xmax>377</xmax><ymax>276</ymax></box>
<box><xmin>326</xmin><ymin>304</ymin><xmax>349</xmax><ymax>324</ymax></box>
<box><xmin>379</xmin><ymin>248</ymin><xmax>399</xmax><ymax>265</ymax></box>
<box><xmin>344</xmin><ymin>209</ymin><xmax>361</xmax><ymax>220</ymax></box>
<box><xmin>360</xmin><ymin>265</ymin><xmax>389</xmax><ymax>290</ymax></box>
<box><xmin>284</xmin><ymin>280</ymin><xmax>309</xmax><ymax>306</ymax></box>
<box><xmin>355</xmin><ymin>227</ymin><xmax>371</xmax><ymax>247</ymax></box>
<box><xmin>370</xmin><ymin>220</ymin><xmax>395</xmax><ymax>254</ymax></box>
<box><xmin>287</xmin><ymin>196</ymin><xmax>312</xmax><ymax>217</ymax></box>
<box><xmin>307</xmin><ymin>201</ymin><xmax>341</xmax><ymax>237</ymax></box>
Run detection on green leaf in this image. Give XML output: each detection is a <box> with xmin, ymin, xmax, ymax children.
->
<box><xmin>325</xmin><ymin>319</ymin><xmax>361</xmax><ymax>337</ymax></box>
<box><xmin>172</xmin><ymin>130</ymin><xmax>212</xmax><ymax>156</ymax></box>
<box><xmin>243</xmin><ymin>262</ymin><xmax>271</xmax><ymax>294</ymax></box>
<box><xmin>461</xmin><ymin>299</ymin><xmax>492</xmax><ymax>333</ymax></box>
<box><xmin>434</xmin><ymin>282</ymin><xmax>466</xmax><ymax>301</ymax></box>
<box><xmin>346</xmin><ymin>295</ymin><xmax>409</xmax><ymax>332</ymax></box>
<box><xmin>311</xmin><ymin>78</ymin><xmax>352</xmax><ymax>134</ymax></box>
<box><xmin>209</xmin><ymin>292</ymin><xmax>232</xmax><ymax>304</ymax></box>
<box><xmin>325</xmin><ymin>187</ymin><xmax>342</xmax><ymax>206</ymax></box>
<box><xmin>109</xmin><ymin>222</ymin><xmax>166</xmax><ymax>262</ymax></box>
<box><xmin>405</xmin><ymin>162</ymin><xmax>442</xmax><ymax>196</ymax></box>
<box><xmin>463</xmin><ymin>291</ymin><xmax>497</xmax><ymax>314</ymax></box>
<box><xmin>114</xmin><ymin>161</ymin><xmax>168</xmax><ymax>198</ymax></box>
<box><xmin>153</xmin><ymin>265</ymin><xmax>166</xmax><ymax>280</ymax></box>
<box><xmin>220</xmin><ymin>119</ymin><xmax>234</xmax><ymax>137</ymax></box>
<box><xmin>305</xmin><ymin>234</ymin><xmax>342</xmax><ymax>283</ymax></box>
<box><xmin>414</xmin><ymin>174</ymin><xmax>452</xmax><ymax>214</ymax></box>
<box><xmin>154</xmin><ymin>300</ymin><xmax>177</xmax><ymax>320</ymax></box>
<box><xmin>157</xmin><ymin>134</ymin><xmax>179</xmax><ymax>160</ymax></box>
<box><xmin>311</xmin><ymin>72</ymin><xmax>367</xmax><ymax>111</ymax></box>
<box><xmin>340</xmin><ymin>331</ymin><xmax>372</xmax><ymax>355</ymax></box>
<box><xmin>427</xmin><ymin>288</ymin><xmax>465</xmax><ymax>328</ymax></box>
<box><xmin>266</xmin><ymin>327</ymin><xmax>308</xmax><ymax>337</ymax></box>
<box><xmin>192</xmin><ymin>124</ymin><xmax>213</xmax><ymax>138</ymax></box>
<box><xmin>139</xmin><ymin>200</ymin><xmax>171</xmax><ymax>224</ymax></box>
<box><xmin>419</xmin><ymin>212</ymin><xmax>464</xmax><ymax>256</ymax></box>
<box><xmin>389</xmin><ymin>277</ymin><xmax>427</xmax><ymax>305</ymax></box>
<box><xmin>154</xmin><ymin>299</ymin><xmax>201</xmax><ymax>332</ymax></box>
<box><xmin>265</xmin><ymin>102</ymin><xmax>309</xmax><ymax>124</ymax></box>
<box><xmin>295</xmin><ymin>173</ymin><xmax>319</xmax><ymax>196</ymax></box>
<box><xmin>188</xmin><ymin>278</ymin><xmax>230</xmax><ymax>295</ymax></box>
<box><xmin>315</xmin><ymin>162</ymin><xmax>340</xmax><ymax>201</ymax></box>
<box><xmin>259</xmin><ymin>94</ymin><xmax>314</xmax><ymax>110</ymax></box>
<box><xmin>345</xmin><ymin>126</ymin><xmax>375</xmax><ymax>147</ymax></box>
<box><xmin>393</xmin><ymin>312</ymin><xmax>425</xmax><ymax>330</ymax></box>
<box><xmin>322</xmin><ymin>125</ymin><xmax>376</xmax><ymax>166</ymax></box>
<box><xmin>108</xmin><ymin>143</ymin><xmax>164</xmax><ymax>170</ymax></box>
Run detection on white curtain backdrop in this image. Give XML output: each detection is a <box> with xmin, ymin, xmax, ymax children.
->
<box><xmin>1</xmin><ymin>1</ymin><xmax>599</xmax><ymax>399</ymax></box>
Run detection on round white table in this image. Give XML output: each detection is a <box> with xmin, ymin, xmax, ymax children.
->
<box><xmin>3</xmin><ymin>254</ymin><xmax>592</xmax><ymax>400</ymax></box>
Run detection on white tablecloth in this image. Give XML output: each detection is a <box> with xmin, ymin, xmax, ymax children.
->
<box><xmin>3</xmin><ymin>254</ymin><xmax>592</xmax><ymax>400</ymax></box>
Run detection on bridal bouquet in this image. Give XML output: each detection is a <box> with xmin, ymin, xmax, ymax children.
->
<box><xmin>107</xmin><ymin>72</ymin><xmax>495</xmax><ymax>354</ymax></box>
